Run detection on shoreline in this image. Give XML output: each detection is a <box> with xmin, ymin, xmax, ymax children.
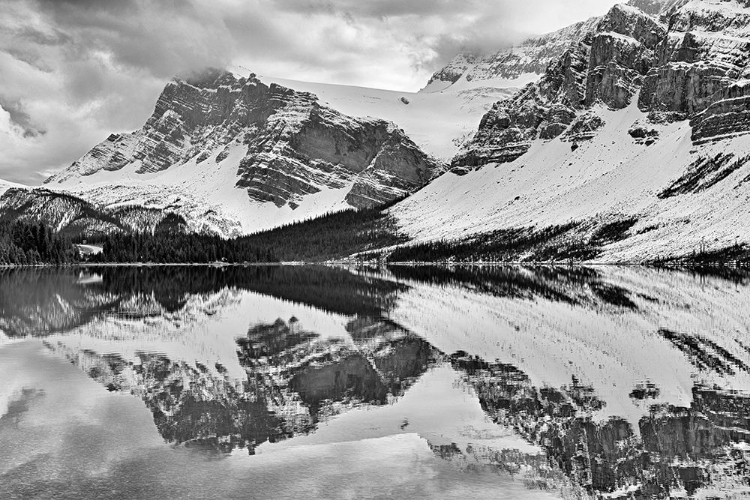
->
<box><xmin>1</xmin><ymin>260</ymin><xmax>749</xmax><ymax>271</ymax></box>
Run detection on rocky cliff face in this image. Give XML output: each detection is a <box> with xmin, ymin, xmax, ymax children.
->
<box><xmin>453</xmin><ymin>3</ymin><xmax>665</xmax><ymax>169</ymax></box>
<box><xmin>423</xmin><ymin>17</ymin><xmax>600</xmax><ymax>93</ymax></box>
<box><xmin>455</xmin><ymin>0</ymin><xmax>750</xmax><ymax>169</ymax></box>
<box><xmin>47</xmin><ymin>70</ymin><xmax>444</xmax><ymax>213</ymax></box>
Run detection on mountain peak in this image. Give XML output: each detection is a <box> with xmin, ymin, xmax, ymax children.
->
<box><xmin>626</xmin><ymin>0</ymin><xmax>681</xmax><ymax>16</ymax></box>
<box><xmin>37</xmin><ymin>71</ymin><xmax>445</xmax><ymax>236</ymax></box>
<box><xmin>421</xmin><ymin>17</ymin><xmax>600</xmax><ymax>94</ymax></box>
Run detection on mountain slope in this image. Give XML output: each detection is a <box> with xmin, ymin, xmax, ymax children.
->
<box><xmin>36</xmin><ymin>70</ymin><xmax>447</xmax><ymax>235</ymax></box>
<box><xmin>0</xmin><ymin>179</ymin><xmax>22</xmax><ymax>197</ymax></box>
<box><xmin>421</xmin><ymin>0</ymin><xmax>677</xmax><ymax>96</ymax></box>
<box><xmin>422</xmin><ymin>17</ymin><xmax>601</xmax><ymax>94</ymax></box>
<box><xmin>0</xmin><ymin>186</ymin><xmax>206</xmax><ymax>238</ymax></box>
<box><xmin>261</xmin><ymin>75</ymin><xmax>516</xmax><ymax>162</ymax></box>
<box><xmin>385</xmin><ymin>0</ymin><xmax>750</xmax><ymax>263</ymax></box>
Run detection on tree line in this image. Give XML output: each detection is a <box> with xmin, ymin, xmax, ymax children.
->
<box><xmin>89</xmin><ymin>231</ymin><xmax>277</xmax><ymax>264</ymax></box>
<box><xmin>0</xmin><ymin>220</ymin><xmax>79</xmax><ymax>265</ymax></box>
<box><xmin>3</xmin><ymin>199</ymin><xmax>408</xmax><ymax>265</ymax></box>
<box><xmin>85</xmin><ymin>205</ymin><xmax>406</xmax><ymax>264</ymax></box>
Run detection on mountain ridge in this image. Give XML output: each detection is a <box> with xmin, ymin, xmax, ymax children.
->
<box><xmin>46</xmin><ymin>70</ymin><xmax>445</xmax><ymax>209</ymax></box>
<box><xmin>4</xmin><ymin>71</ymin><xmax>459</xmax><ymax>237</ymax></box>
<box><xmin>386</xmin><ymin>0</ymin><xmax>750</xmax><ymax>263</ymax></box>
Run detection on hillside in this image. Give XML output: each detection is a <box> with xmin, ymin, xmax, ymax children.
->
<box><xmin>33</xmin><ymin>71</ymin><xmax>447</xmax><ymax>236</ymax></box>
<box><xmin>421</xmin><ymin>17</ymin><xmax>601</xmax><ymax>94</ymax></box>
<box><xmin>3</xmin><ymin>68</ymin><xmax>523</xmax><ymax>239</ymax></box>
<box><xmin>386</xmin><ymin>0</ymin><xmax>750</xmax><ymax>263</ymax></box>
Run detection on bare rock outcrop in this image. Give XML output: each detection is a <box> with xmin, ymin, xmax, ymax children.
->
<box><xmin>454</xmin><ymin>0</ymin><xmax>750</xmax><ymax>170</ymax></box>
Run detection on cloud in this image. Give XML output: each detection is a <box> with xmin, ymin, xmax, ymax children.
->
<box><xmin>0</xmin><ymin>0</ymin><xmax>621</xmax><ymax>184</ymax></box>
<box><xmin>0</xmin><ymin>98</ymin><xmax>46</xmax><ymax>138</ymax></box>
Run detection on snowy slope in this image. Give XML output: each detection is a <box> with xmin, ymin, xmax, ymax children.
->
<box><xmin>50</xmin><ymin>142</ymin><xmax>355</xmax><ymax>235</ymax></box>
<box><xmin>388</xmin><ymin>0</ymin><xmax>750</xmax><ymax>262</ymax></box>
<box><xmin>37</xmin><ymin>71</ymin><xmax>448</xmax><ymax>236</ymax></box>
<box><xmin>391</xmin><ymin>99</ymin><xmax>750</xmax><ymax>262</ymax></box>
<box><xmin>260</xmin><ymin>75</ymin><xmax>516</xmax><ymax>161</ymax></box>
<box><xmin>0</xmin><ymin>179</ymin><xmax>23</xmax><ymax>197</ymax></box>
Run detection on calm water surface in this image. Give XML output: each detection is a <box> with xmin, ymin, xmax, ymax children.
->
<box><xmin>1</xmin><ymin>265</ymin><xmax>750</xmax><ymax>499</ymax></box>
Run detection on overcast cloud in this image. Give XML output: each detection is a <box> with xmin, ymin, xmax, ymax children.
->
<box><xmin>0</xmin><ymin>0</ymin><xmax>621</xmax><ymax>184</ymax></box>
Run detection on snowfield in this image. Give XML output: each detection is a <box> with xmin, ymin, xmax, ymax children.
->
<box><xmin>262</xmin><ymin>75</ymin><xmax>518</xmax><ymax>161</ymax></box>
<box><xmin>390</xmin><ymin>97</ymin><xmax>750</xmax><ymax>262</ymax></box>
<box><xmin>0</xmin><ymin>179</ymin><xmax>23</xmax><ymax>197</ymax></box>
<box><xmin>51</xmin><ymin>141</ymin><xmax>356</xmax><ymax>236</ymax></box>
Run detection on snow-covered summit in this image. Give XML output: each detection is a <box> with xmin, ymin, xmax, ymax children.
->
<box><xmin>0</xmin><ymin>179</ymin><xmax>22</xmax><ymax>198</ymax></box>
<box><xmin>35</xmin><ymin>70</ymin><xmax>448</xmax><ymax>236</ymax></box>
<box><xmin>421</xmin><ymin>17</ymin><xmax>601</xmax><ymax>94</ymax></box>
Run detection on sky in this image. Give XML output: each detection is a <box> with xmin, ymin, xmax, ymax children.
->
<box><xmin>0</xmin><ymin>0</ymin><xmax>622</xmax><ymax>184</ymax></box>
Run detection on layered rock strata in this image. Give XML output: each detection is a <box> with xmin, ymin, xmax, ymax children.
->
<box><xmin>455</xmin><ymin>0</ymin><xmax>750</xmax><ymax>170</ymax></box>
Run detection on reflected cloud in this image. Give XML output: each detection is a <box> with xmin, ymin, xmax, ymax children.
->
<box><xmin>2</xmin><ymin>265</ymin><xmax>750</xmax><ymax>498</ymax></box>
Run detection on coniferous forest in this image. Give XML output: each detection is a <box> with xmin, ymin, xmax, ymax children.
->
<box><xmin>81</xmin><ymin>206</ymin><xmax>404</xmax><ymax>264</ymax></box>
<box><xmin>92</xmin><ymin>231</ymin><xmax>278</xmax><ymax>264</ymax></box>
<box><xmin>0</xmin><ymin>205</ymin><xmax>406</xmax><ymax>266</ymax></box>
<box><xmin>239</xmin><ymin>207</ymin><xmax>406</xmax><ymax>262</ymax></box>
<box><xmin>0</xmin><ymin>221</ymin><xmax>79</xmax><ymax>265</ymax></box>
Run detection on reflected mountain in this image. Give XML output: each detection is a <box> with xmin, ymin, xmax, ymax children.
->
<box><xmin>45</xmin><ymin>341</ymin><xmax>294</xmax><ymax>454</ymax></box>
<box><xmin>45</xmin><ymin>313</ymin><xmax>441</xmax><ymax>455</ymax></box>
<box><xmin>388</xmin><ymin>265</ymin><xmax>639</xmax><ymax>309</ymax></box>
<box><xmin>0</xmin><ymin>266</ymin><xmax>408</xmax><ymax>337</ymax></box>
<box><xmin>452</xmin><ymin>353</ymin><xmax>750</xmax><ymax>498</ymax></box>
<box><xmin>4</xmin><ymin>265</ymin><xmax>750</xmax><ymax>498</ymax></box>
<box><xmin>0</xmin><ymin>269</ymin><xmax>121</xmax><ymax>336</ymax></box>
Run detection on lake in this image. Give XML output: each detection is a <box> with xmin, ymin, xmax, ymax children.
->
<box><xmin>1</xmin><ymin>265</ymin><xmax>749</xmax><ymax>499</ymax></box>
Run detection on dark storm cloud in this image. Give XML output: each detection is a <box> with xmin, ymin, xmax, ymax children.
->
<box><xmin>13</xmin><ymin>26</ymin><xmax>72</xmax><ymax>47</ymax></box>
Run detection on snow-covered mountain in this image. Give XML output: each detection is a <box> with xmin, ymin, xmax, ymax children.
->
<box><xmin>33</xmin><ymin>70</ymin><xmax>448</xmax><ymax>235</ymax></box>
<box><xmin>0</xmin><ymin>179</ymin><xmax>21</xmax><ymax>197</ymax></box>
<box><xmin>1</xmin><ymin>66</ymin><xmax>523</xmax><ymax>237</ymax></box>
<box><xmin>388</xmin><ymin>0</ymin><xmax>750</xmax><ymax>262</ymax></box>
<box><xmin>422</xmin><ymin>17</ymin><xmax>601</xmax><ymax>94</ymax></box>
<box><xmin>421</xmin><ymin>0</ymin><xmax>677</xmax><ymax>95</ymax></box>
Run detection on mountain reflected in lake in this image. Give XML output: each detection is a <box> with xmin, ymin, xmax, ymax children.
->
<box><xmin>1</xmin><ymin>265</ymin><xmax>750</xmax><ymax>499</ymax></box>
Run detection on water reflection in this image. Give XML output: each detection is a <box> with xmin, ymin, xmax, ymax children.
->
<box><xmin>1</xmin><ymin>265</ymin><xmax>750</xmax><ymax>498</ymax></box>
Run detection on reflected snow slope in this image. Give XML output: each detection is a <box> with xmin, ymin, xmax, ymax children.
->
<box><xmin>1</xmin><ymin>265</ymin><xmax>749</xmax><ymax>499</ymax></box>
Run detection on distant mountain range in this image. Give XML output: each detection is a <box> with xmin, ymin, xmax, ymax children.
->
<box><xmin>4</xmin><ymin>0</ymin><xmax>750</xmax><ymax>263</ymax></box>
